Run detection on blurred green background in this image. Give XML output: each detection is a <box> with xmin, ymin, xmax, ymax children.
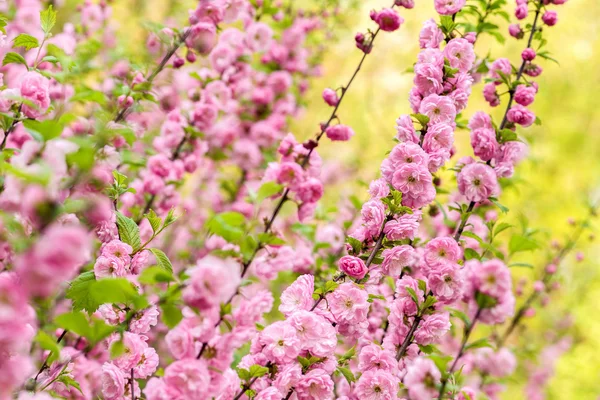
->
<box><xmin>103</xmin><ymin>0</ymin><xmax>600</xmax><ymax>397</ymax></box>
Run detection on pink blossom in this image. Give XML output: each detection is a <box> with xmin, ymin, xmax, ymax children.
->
<box><xmin>422</xmin><ymin>123</ymin><xmax>454</xmax><ymax>153</ymax></box>
<box><xmin>258</xmin><ymin>320</ymin><xmax>301</xmax><ymax>364</ymax></box>
<box><xmin>183</xmin><ymin>256</ymin><xmax>241</xmax><ymax>311</ymax></box>
<box><xmin>20</xmin><ymin>71</ymin><xmax>50</xmax><ymax>119</ymax></box>
<box><xmin>419</xmin><ymin>19</ymin><xmax>443</xmax><ymax>49</ymax></box>
<box><xmin>507</xmin><ymin>104</ymin><xmax>535</xmax><ymax>127</ymax></box>
<box><xmin>395</xmin><ymin>115</ymin><xmax>419</xmax><ymax>144</ymax></box>
<box><xmin>370</xmin><ymin>8</ymin><xmax>404</xmax><ymax>32</ymax></box>
<box><xmin>163</xmin><ymin>359</ymin><xmax>210</xmax><ymax>398</ymax></box>
<box><xmin>470</xmin><ymin>127</ymin><xmax>499</xmax><ymax>162</ymax></box>
<box><xmin>295</xmin><ymin>368</ymin><xmax>334</xmax><ymax>400</ymax></box>
<box><xmin>404</xmin><ymin>358</ymin><xmax>441</xmax><ymax>400</ymax></box>
<box><xmin>383</xmin><ymin>211</ymin><xmax>421</xmax><ymax>240</ymax></box>
<box><xmin>434</xmin><ymin>0</ymin><xmax>466</xmax><ymax>15</ymax></box>
<box><xmin>325</xmin><ymin>124</ymin><xmax>354</xmax><ymax>141</ymax></box>
<box><xmin>353</xmin><ymin>369</ymin><xmax>399</xmax><ymax>400</ymax></box>
<box><xmin>361</xmin><ymin>199</ymin><xmax>386</xmax><ymax>239</ymax></box>
<box><xmin>255</xmin><ymin>387</ymin><xmax>283</xmax><ymax>400</ymax></box>
<box><xmin>328</xmin><ymin>283</ymin><xmax>369</xmax><ymax>326</ymax></box>
<box><xmin>522</xmin><ymin>48</ymin><xmax>536</xmax><ymax>61</ymax></box>
<box><xmin>339</xmin><ymin>255</ymin><xmax>368</xmax><ymax>280</ymax></box>
<box><xmin>457</xmin><ymin>163</ymin><xmax>499</xmax><ymax>202</ymax></box>
<box><xmin>428</xmin><ymin>264</ymin><xmax>463</xmax><ymax>303</ymax></box>
<box><xmin>288</xmin><ymin>310</ymin><xmax>337</xmax><ymax>357</ymax></box>
<box><xmin>322</xmin><ymin>88</ymin><xmax>339</xmax><ymax>106</ymax></box>
<box><xmin>418</xmin><ymin>94</ymin><xmax>457</xmax><ymax>125</ymax></box>
<box><xmin>94</xmin><ymin>255</ymin><xmax>127</xmax><ymax>278</ymax></box>
<box><xmin>391</xmin><ymin>163</ymin><xmax>432</xmax><ymax>197</ymax></box>
<box><xmin>101</xmin><ymin>363</ymin><xmax>125</xmax><ymax>400</ymax></box>
<box><xmin>542</xmin><ymin>10</ymin><xmax>558</xmax><ymax>26</ymax></box>
<box><xmin>415</xmin><ymin>312</ymin><xmax>451</xmax><ymax>345</ymax></box>
<box><xmin>483</xmin><ymin>82</ymin><xmax>500</xmax><ymax>107</ymax></box>
<box><xmin>246</xmin><ymin>23</ymin><xmax>273</xmax><ymax>52</ymax></box>
<box><xmin>358</xmin><ymin>344</ymin><xmax>399</xmax><ymax>374</ymax></box>
<box><xmin>279</xmin><ymin>275</ymin><xmax>314</xmax><ymax>317</ymax></box>
<box><xmin>413</xmin><ymin>62</ymin><xmax>443</xmax><ymax>95</ymax></box>
<box><xmin>424</xmin><ymin>237</ymin><xmax>462</xmax><ymax>268</ymax></box>
<box><xmin>381</xmin><ymin>245</ymin><xmax>417</xmax><ymax>277</ymax></box>
<box><xmin>490</xmin><ymin>58</ymin><xmax>512</xmax><ymax>81</ymax></box>
<box><xmin>443</xmin><ymin>38</ymin><xmax>475</xmax><ymax>73</ymax></box>
<box><xmin>514</xmin><ymin>85</ymin><xmax>536</xmax><ymax>106</ymax></box>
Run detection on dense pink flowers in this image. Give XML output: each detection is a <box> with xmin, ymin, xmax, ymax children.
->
<box><xmin>457</xmin><ymin>162</ymin><xmax>499</xmax><ymax>202</ymax></box>
<box><xmin>338</xmin><ymin>255</ymin><xmax>368</xmax><ymax>279</ymax></box>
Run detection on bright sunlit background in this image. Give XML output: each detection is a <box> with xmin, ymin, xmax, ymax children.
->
<box><xmin>92</xmin><ymin>0</ymin><xmax>600</xmax><ymax>397</ymax></box>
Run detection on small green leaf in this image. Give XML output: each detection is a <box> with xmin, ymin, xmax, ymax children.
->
<box><xmin>145</xmin><ymin>209</ymin><xmax>161</xmax><ymax>233</ymax></box>
<box><xmin>509</xmin><ymin>234</ymin><xmax>539</xmax><ymax>255</ymax></box>
<box><xmin>405</xmin><ymin>287</ymin><xmax>420</xmax><ymax>306</ymax></box>
<box><xmin>116</xmin><ymin>212</ymin><xmax>141</xmax><ymax>251</ymax></box>
<box><xmin>35</xmin><ymin>331</ymin><xmax>61</xmax><ymax>364</ymax></box>
<box><xmin>465</xmin><ymin>337</ymin><xmax>493</xmax><ymax>351</ymax></box>
<box><xmin>337</xmin><ymin>366</ymin><xmax>356</xmax><ymax>385</ymax></box>
<box><xmin>410</xmin><ymin>113</ymin><xmax>430</xmax><ymax>126</ymax></box>
<box><xmin>508</xmin><ymin>262</ymin><xmax>534</xmax><ymax>268</ymax></box>
<box><xmin>2</xmin><ymin>52</ymin><xmax>28</xmax><ymax>67</ymax></box>
<box><xmin>149</xmin><ymin>248</ymin><xmax>173</xmax><ymax>273</ymax></box>
<box><xmin>249</xmin><ymin>365</ymin><xmax>269</xmax><ymax>378</ymax></box>
<box><xmin>489</xmin><ymin>197</ymin><xmax>509</xmax><ymax>214</ymax></box>
<box><xmin>40</xmin><ymin>5</ymin><xmax>57</xmax><ymax>34</ymax></box>
<box><xmin>90</xmin><ymin>278</ymin><xmax>148</xmax><ymax>311</ymax></box>
<box><xmin>255</xmin><ymin>182</ymin><xmax>283</xmax><ymax>203</ymax></box>
<box><xmin>66</xmin><ymin>271</ymin><xmax>97</xmax><ymax>314</ymax></box>
<box><xmin>23</xmin><ymin>119</ymin><xmax>63</xmax><ymax>141</ymax></box>
<box><xmin>12</xmin><ymin>34</ymin><xmax>39</xmax><ymax>51</ymax></box>
<box><xmin>110</xmin><ymin>338</ymin><xmax>125</xmax><ymax>358</ymax></box>
<box><xmin>138</xmin><ymin>265</ymin><xmax>174</xmax><ymax>284</ymax></box>
<box><xmin>160</xmin><ymin>303</ymin><xmax>183</xmax><ymax>329</ymax></box>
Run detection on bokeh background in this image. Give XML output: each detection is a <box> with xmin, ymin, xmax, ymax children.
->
<box><xmin>68</xmin><ymin>0</ymin><xmax>600</xmax><ymax>397</ymax></box>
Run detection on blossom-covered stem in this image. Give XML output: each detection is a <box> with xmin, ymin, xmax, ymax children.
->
<box><xmin>395</xmin><ymin>315</ymin><xmax>422</xmax><ymax>361</ymax></box>
<box><xmin>453</xmin><ymin>2</ymin><xmax>543</xmax><ymax>242</ymax></box>
<box><xmin>263</xmin><ymin>17</ymin><xmax>390</xmax><ymax>229</ymax></box>
<box><xmin>114</xmin><ymin>29</ymin><xmax>191</xmax><ymax>123</ymax></box>
<box><xmin>311</xmin><ymin>217</ymin><xmax>389</xmax><ymax>311</ymax></box>
<box><xmin>135</xmin><ymin>135</ymin><xmax>188</xmax><ymax>222</ymax></box>
<box><xmin>499</xmin><ymin>216</ymin><xmax>590</xmax><ymax>346</ymax></box>
<box><xmin>0</xmin><ymin>104</ymin><xmax>23</xmax><ymax>150</ymax></box>
<box><xmin>33</xmin><ymin>329</ymin><xmax>68</xmax><ymax>383</ymax></box>
<box><xmin>498</xmin><ymin>2</ymin><xmax>542</xmax><ymax>130</ymax></box>
<box><xmin>437</xmin><ymin>307</ymin><xmax>482</xmax><ymax>399</ymax></box>
<box><xmin>453</xmin><ymin>201</ymin><xmax>475</xmax><ymax>241</ymax></box>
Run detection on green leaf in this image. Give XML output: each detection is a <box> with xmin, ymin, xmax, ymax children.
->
<box><xmin>54</xmin><ymin>311</ymin><xmax>91</xmax><ymax>338</ymax></box>
<box><xmin>206</xmin><ymin>212</ymin><xmax>245</xmax><ymax>243</ymax></box>
<box><xmin>249</xmin><ymin>364</ymin><xmax>269</xmax><ymax>378</ymax></box>
<box><xmin>465</xmin><ymin>337</ymin><xmax>493</xmax><ymax>351</ymax></box>
<box><xmin>145</xmin><ymin>209</ymin><xmax>161</xmax><ymax>234</ymax></box>
<box><xmin>494</xmin><ymin>222</ymin><xmax>513</xmax><ymax>237</ymax></box>
<box><xmin>410</xmin><ymin>113</ymin><xmax>430</xmax><ymax>126</ymax></box>
<box><xmin>149</xmin><ymin>248</ymin><xmax>173</xmax><ymax>273</ymax></box>
<box><xmin>35</xmin><ymin>330</ymin><xmax>60</xmax><ymax>364</ymax></box>
<box><xmin>497</xmin><ymin>128</ymin><xmax>518</xmax><ymax>144</ymax></box>
<box><xmin>160</xmin><ymin>303</ymin><xmax>183</xmax><ymax>329</ymax></box>
<box><xmin>55</xmin><ymin>311</ymin><xmax>115</xmax><ymax>345</ymax></box>
<box><xmin>66</xmin><ymin>271</ymin><xmax>97</xmax><ymax>314</ymax></box>
<box><xmin>23</xmin><ymin>119</ymin><xmax>63</xmax><ymax>141</ymax></box>
<box><xmin>257</xmin><ymin>232</ymin><xmax>286</xmax><ymax>245</ymax></box>
<box><xmin>115</xmin><ymin>212</ymin><xmax>141</xmax><ymax>251</ymax></box>
<box><xmin>56</xmin><ymin>375</ymin><xmax>83</xmax><ymax>394</ymax></box>
<box><xmin>509</xmin><ymin>234</ymin><xmax>539</xmax><ymax>255</ymax></box>
<box><xmin>90</xmin><ymin>278</ymin><xmax>148</xmax><ymax>311</ymax></box>
<box><xmin>508</xmin><ymin>262</ymin><xmax>534</xmax><ymax>268</ymax></box>
<box><xmin>346</xmin><ymin>236</ymin><xmax>363</xmax><ymax>255</ymax></box>
<box><xmin>405</xmin><ymin>287</ymin><xmax>420</xmax><ymax>306</ymax></box>
<box><xmin>337</xmin><ymin>366</ymin><xmax>356</xmax><ymax>385</ymax></box>
<box><xmin>110</xmin><ymin>338</ymin><xmax>125</xmax><ymax>358</ymax></box>
<box><xmin>489</xmin><ymin>197</ymin><xmax>509</xmax><ymax>214</ymax></box>
<box><xmin>255</xmin><ymin>182</ymin><xmax>283</xmax><ymax>203</ymax></box>
<box><xmin>237</xmin><ymin>368</ymin><xmax>251</xmax><ymax>381</ymax></box>
<box><xmin>450</xmin><ymin>308</ymin><xmax>470</xmax><ymax>327</ymax></box>
<box><xmin>70</xmin><ymin>89</ymin><xmax>107</xmax><ymax>105</ymax></box>
<box><xmin>2</xmin><ymin>52</ymin><xmax>28</xmax><ymax>67</ymax></box>
<box><xmin>12</xmin><ymin>34</ymin><xmax>39</xmax><ymax>51</ymax></box>
<box><xmin>40</xmin><ymin>5</ymin><xmax>57</xmax><ymax>34</ymax></box>
<box><xmin>138</xmin><ymin>265</ymin><xmax>174</xmax><ymax>284</ymax></box>
<box><xmin>475</xmin><ymin>292</ymin><xmax>498</xmax><ymax>309</ymax></box>
<box><xmin>464</xmin><ymin>248</ymin><xmax>481</xmax><ymax>261</ymax></box>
